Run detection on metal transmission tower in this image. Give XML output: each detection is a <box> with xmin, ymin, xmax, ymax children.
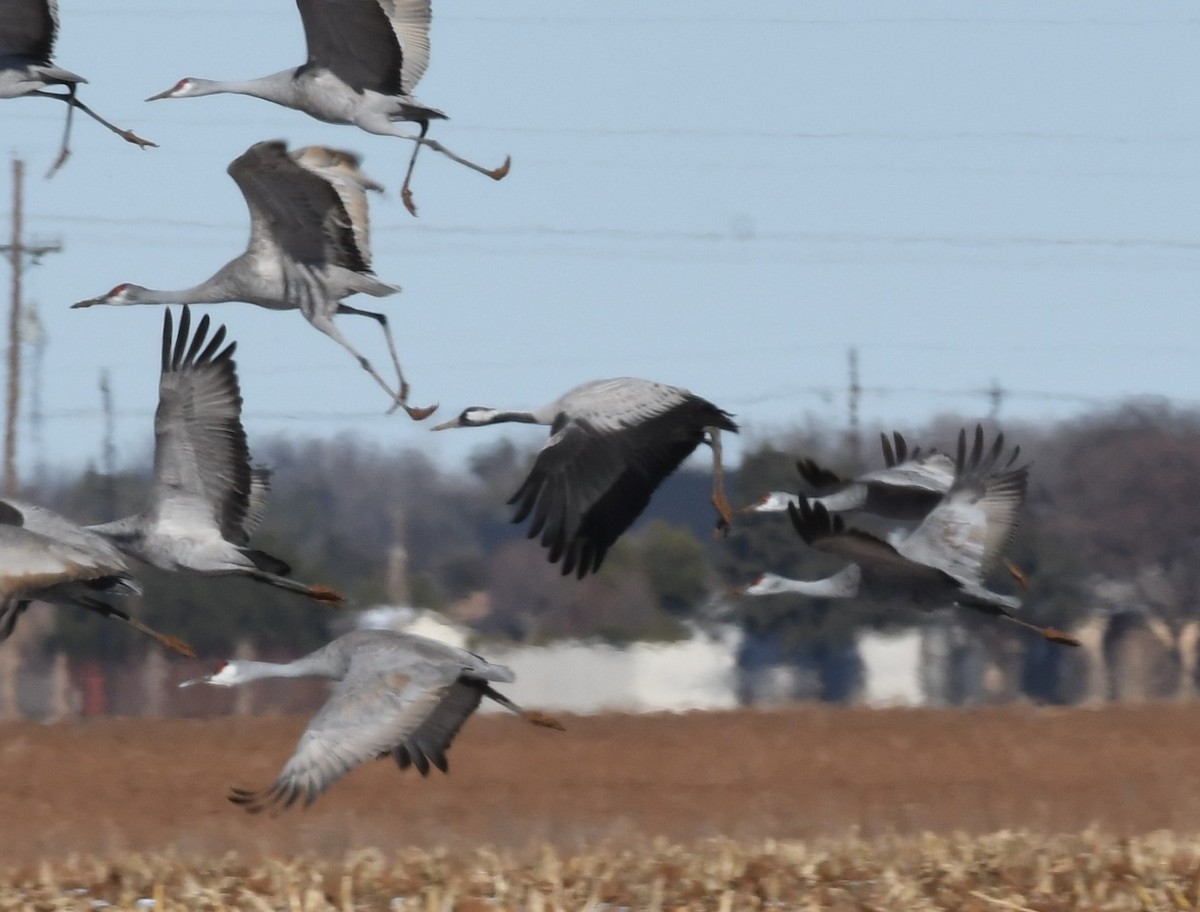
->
<box><xmin>1</xmin><ymin>160</ymin><xmax>62</xmax><ymax>495</ymax></box>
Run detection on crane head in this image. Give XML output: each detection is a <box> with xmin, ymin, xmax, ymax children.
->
<box><xmin>72</xmin><ymin>283</ymin><xmax>143</xmax><ymax>308</ymax></box>
<box><xmin>431</xmin><ymin>407</ymin><xmax>501</xmax><ymax>430</ymax></box>
<box><xmin>146</xmin><ymin>78</ymin><xmax>214</xmax><ymax>102</ymax></box>
<box><xmin>179</xmin><ymin>660</ymin><xmax>240</xmax><ymax>688</ymax></box>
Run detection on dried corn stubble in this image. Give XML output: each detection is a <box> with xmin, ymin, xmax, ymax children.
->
<box><xmin>0</xmin><ymin>832</ymin><xmax>1199</xmax><ymax>910</ymax></box>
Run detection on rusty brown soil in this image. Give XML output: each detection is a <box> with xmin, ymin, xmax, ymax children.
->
<box><xmin>3</xmin><ymin>704</ymin><xmax>1199</xmax><ymax>862</ymax></box>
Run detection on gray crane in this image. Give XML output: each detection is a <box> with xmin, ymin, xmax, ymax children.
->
<box><xmin>0</xmin><ymin>0</ymin><xmax>154</xmax><ymax>174</ymax></box>
<box><xmin>83</xmin><ymin>306</ymin><xmax>343</xmax><ymax>605</ymax></box>
<box><xmin>743</xmin><ymin>426</ymin><xmax>1019</xmax><ymax>520</ymax></box>
<box><xmin>145</xmin><ymin>0</ymin><xmax>510</xmax><ymax>216</ymax></box>
<box><xmin>743</xmin><ymin>429</ymin><xmax>1078</xmax><ymax>646</ymax></box>
<box><xmin>73</xmin><ymin>140</ymin><xmax>436</xmax><ymax>419</ymax></box>
<box><xmin>0</xmin><ymin>503</ymin><xmax>193</xmax><ymax>655</ymax></box>
<box><xmin>179</xmin><ymin>628</ymin><xmax>563</xmax><ymax>812</ymax></box>
<box><xmin>741</xmin><ymin>425</ymin><xmax>1028</xmax><ymax>587</ymax></box>
<box><xmin>432</xmin><ymin>377</ymin><xmax>738</xmax><ymax>578</ymax></box>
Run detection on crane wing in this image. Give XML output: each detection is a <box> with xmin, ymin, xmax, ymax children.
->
<box><xmin>229</xmin><ymin>656</ymin><xmax>486</xmax><ymax>811</ymax></box>
<box><xmin>296</xmin><ymin>0</ymin><xmax>404</xmax><ymax>95</ymax></box>
<box><xmin>377</xmin><ymin>0</ymin><xmax>432</xmax><ymax>93</ymax></box>
<box><xmin>509</xmin><ymin>382</ymin><xmax>737</xmax><ymax>578</ymax></box>
<box><xmin>146</xmin><ymin>307</ymin><xmax>252</xmax><ymax>547</ymax></box>
<box><xmin>238</xmin><ymin>467</ymin><xmax>272</xmax><ymax>543</ymax></box>
<box><xmin>0</xmin><ymin>0</ymin><xmax>56</xmax><ymax>61</ymax></box>
<box><xmin>0</xmin><ymin>523</ymin><xmax>130</xmax><ymax>603</ymax></box>
<box><xmin>0</xmin><ymin>499</ymin><xmax>129</xmax><ymax>568</ymax></box>
<box><xmin>229</xmin><ymin>140</ymin><xmax>367</xmax><ymax>276</ymax></box>
<box><xmin>290</xmin><ymin>145</ymin><xmax>382</xmax><ymax>269</ymax></box>
<box><xmin>786</xmin><ymin>498</ymin><xmax>921</xmax><ymax>574</ymax></box>
<box><xmin>895</xmin><ymin>428</ymin><xmax>1028</xmax><ymax>584</ymax></box>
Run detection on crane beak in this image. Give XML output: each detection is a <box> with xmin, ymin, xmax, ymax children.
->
<box><xmin>430</xmin><ymin>417</ymin><xmax>463</xmax><ymax>431</ymax></box>
<box><xmin>70</xmin><ymin>296</ymin><xmax>101</xmax><ymax>309</ymax></box>
<box><xmin>145</xmin><ymin>87</ymin><xmax>176</xmax><ymax>102</ymax></box>
<box><xmin>178</xmin><ymin>675</ymin><xmax>211</xmax><ymax>689</ymax></box>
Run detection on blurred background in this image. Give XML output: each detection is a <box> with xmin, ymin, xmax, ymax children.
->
<box><xmin>3</xmin><ymin>0</ymin><xmax>1200</xmax><ymax>718</ymax></box>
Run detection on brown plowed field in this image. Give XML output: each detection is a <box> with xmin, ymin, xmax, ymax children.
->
<box><xmin>3</xmin><ymin>704</ymin><xmax>1200</xmax><ymax>862</ymax></box>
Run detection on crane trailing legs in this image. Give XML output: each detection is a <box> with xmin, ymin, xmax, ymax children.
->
<box><xmin>0</xmin><ymin>0</ymin><xmax>156</xmax><ymax>176</ymax></box>
<box><xmin>35</xmin><ymin>82</ymin><xmax>157</xmax><ymax>176</ymax></box>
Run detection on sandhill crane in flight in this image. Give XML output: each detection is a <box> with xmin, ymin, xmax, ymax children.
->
<box><xmin>743</xmin><ymin>427</ymin><xmax>1019</xmax><ymax>520</ymax></box>
<box><xmin>0</xmin><ymin>504</ymin><xmax>193</xmax><ymax>655</ymax></box>
<box><xmin>743</xmin><ymin>429</ymin><xmax>1078</xmax><ymax>646</ymax></box>
<box><xmin>180</xmin><ymin>629</ymin><xmax>563</xmax><ymax>812</ymax></box>
<box><xmin>145</xmin><ymin>0</ymin><xmax>510</xmax><ymax>216</ymax></box>
<box><xmin>73</xmin><ymin>140</ymin><xmax>436</xmax><ymax>419</ymax></box>
<box><xmin>741</xmin><ymin>426</ymin><xmax>1028</xmax><ymax>587</ymax></box>
<box><xmin>433</xmin><ymin>378</ymin><xmax>738</xmax><ymax>578</ymax></box>
<box><xmin>0</xmin><ymin>0</ymin><xmax>155</xmax><ymax>174</ymax></box>
<box><xmin>82</xmin><ymin>307</ymin><xmax>343</xmax><ymax>605</ymax></box>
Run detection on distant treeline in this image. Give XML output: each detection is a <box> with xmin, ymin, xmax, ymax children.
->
<box><xmin>18</xmin><ymin>400</ymin><xmax>1200</xmax><ymax>676</ymax></box>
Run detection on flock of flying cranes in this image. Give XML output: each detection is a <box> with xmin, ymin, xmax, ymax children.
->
<box><xmin>0</xmin><ymin>0</ymin><xmax>1079</xmax><ymax>813</ymax></box>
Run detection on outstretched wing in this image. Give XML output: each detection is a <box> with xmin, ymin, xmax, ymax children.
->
<box><xmin>228</xmin><ymin>140</ymin><xmax>366</xmax><ymax>274</ymax></box>
<box><xmin>290</xmin><ymin>145</ymin><xmax>383</xmax><ymax>269</ymax></box>
<box><xmin>146</xmin><ymin>307</ymin><xmax>252</xmax><ymax>546</ymax></box>
<box><xmin>895</xmin><ymin>427</ymin><xmax>1028</xmax><ymax>584</ymax></box>
<box><xmin>787</xmin><ymin>498</ymin><xmax>922</xmax><ymax>576</ymax></box>
<box><xmin>296</xmin><ymin>0</ymin><xmax>405</xmax><ymax>95</ymax></box>
<box><xmin>0</xmin><ymin>523</ymin><xmax>130</xmax><ymax>605</ymax></box>
<box><xmin>509</xmin><ymin>381</ymin><xmax>737</xmax><ymax>578</ymax></box>
<box><xmin>229</xmin><ymin>647</ymin><xmax>488</xmax><ymax>812</ymax></box>
<box><xmin>377</xmin><ymin>0</ymin><xmax>432</xmax><ymax>93</ymax></box>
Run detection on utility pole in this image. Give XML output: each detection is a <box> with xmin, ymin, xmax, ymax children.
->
<box><xmin>99</xmin><ymin>369</ymin><xmax>116</xmax><ymax>519</ymax></box>
<box><xmin>987</xmin><ymin>378</ymin><xmax>1004</xmax><ymax>421</ymax></box>
<box><xmin>847</xmin><ymin>346</ymin><xmax>861</xmax><ymax>471</ymax></box>
<box><xmin>1</xmin><ymin>159</ymin><xmax>61</xmax><ymax>495</ymax></box>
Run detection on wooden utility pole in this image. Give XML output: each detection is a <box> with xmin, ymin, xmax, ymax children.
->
<box><xmin>1</xmin><ymin>159</ymin><xmax>62</xmax><ymax>495</ymax></box>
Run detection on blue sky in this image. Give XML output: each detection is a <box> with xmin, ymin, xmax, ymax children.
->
<box><xmin>3</xmin><ymin>1</ymin><xmax>1199</xmax><ymax>482</ymax></box>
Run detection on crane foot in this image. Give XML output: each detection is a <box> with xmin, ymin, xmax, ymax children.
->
<box><xmin>1004</xmin><ymin>558</ymin><xmax>1029</xmax><ymax>591</ymax></box>
<box><xmin>156</xmin><ymin>633</ymin><xmax>197</xmax><ymax>658</ymax></box>
<box><xmin>711</xmin><ymin>491</ymin><xmax>734</xmax><ymax>537</ymax></box>
<box><xmin>121</xmin><ymin>129</ymin><xmax>158</xmax><ymax>149</ymax></box>
<box><xmin>402</xmin><ymin>186</ymin><xmax>418</xmax><ymax>216</ymax></box>
<box><xmin>1042</xmin><ymin>627</ymin><xmax>1081</xmax><ymax>647</ymax></box>
<box><xmin>489</xmin><ymin>155</ymin><xmax>512</xmax><ymax>181</ymax></box>
<box><xmin>402</xmin><ymin>402</ymin><xmax>439</xmax><ymax>421</ymax></box>
<box><xmin>307</xmin><ymin>584</ymin><xmax>345</xmax><ymax>606</ymax></box>
<box><xmin>525</xmin><ymin>709</ymin><xmax>566</xmax><ymax>731</ymax></box>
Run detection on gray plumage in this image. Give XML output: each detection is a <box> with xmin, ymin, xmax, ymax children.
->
<box><xmin>0</xmin><ymin>0</ymin><xmax>154</xmax><ymax>173</ymax></box>
<box><xmin>84</xmin><ymin>306</ymin><xmax>342</xmax><ymax>606</ymax></box>
<box><xmin>432</xmin><ymin>377</ymin><xmax>739</xmax><ymax>578</ymax></box>
<box><xmin>775</xmin><ymin>429</ymin><xmax>1076</xmax><ymax>645</ymax></box>
<box><xmin>0</xmin><ymin>500</ymin><xmax>193</xmax><ymax>655</ymax></box>
<box><xmin>178</xmin><ymin>629</ymin><xmax>561</xmax><ymax>812</ymax></box>
<box><xmin>72</xmin><ymin>140</ymin><xmax>435</xmax><ymax>419</ymax></box>
<box><xmin>144</xmin><ymin>0</ymin><xmax>510</xmax><ymax>215</ymax></box>
<box><xmin>746</xmin><ymin>426</ymin><xmax>1020</xmax><ymax>521</ymax></box>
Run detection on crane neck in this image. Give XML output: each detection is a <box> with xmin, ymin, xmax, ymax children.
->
<box><xmin>196</xmin><ymin>71</ymin><xmax>300</xmax><ymax>106</ymax></box>
<box><xmin>233</xmin><ymin>653</ymin><xmax>343</xmax><ymax>683</ymax></box>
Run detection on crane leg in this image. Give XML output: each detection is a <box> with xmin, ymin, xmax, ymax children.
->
<box><xmin>36</xmin><ymin>86</ymin><xmax>156</xmax><ymax>177</ymax></box>
<box><xmin>308</xmin><ymin>311</ymin><xmax>436</xmax><ymax>420</ymax></box>
<box><xmin>82</xmin><ymin>600</ymin><xmax>195</xmax><ymax>657</ymax></box>
<box><xmin>707</xmin><ymin>429</ymin><xmax>735</xmax><ymax>538</ymax></box>
<box><xmin>248</xmin><ymin>569</ymin><xmax>346</xmax><ymax>606</ymax></box>
<box><xmin>378</xmin><ymin>124</ymin><xmax>511</xmax><ymax>184</ymax></box>
<box><xmin>960</xmin><ymin>601</ymin><xmax>1080</xmax><ymax>647</ymax></box>
<box><xmin>400</xmin><ymin>122</ymin><xmax>428</xmax><ymax>216</ymax></box>
<box><xmin>335</xmin><ymin>304</ymin><xmax>437</xmax><ymax>420</ymax></box>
